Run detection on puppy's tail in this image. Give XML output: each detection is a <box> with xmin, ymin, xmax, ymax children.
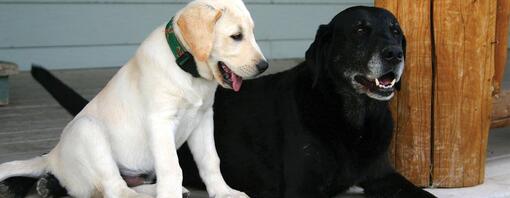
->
<box><xmin>0</xmin><ymin>156</ymin><xmax>48</xmax><ymax>181</ymax></box>
<box><xmin>31</xmin><ymin>64</ymin><xmax>89</xmax><ymax>116</ymax></box>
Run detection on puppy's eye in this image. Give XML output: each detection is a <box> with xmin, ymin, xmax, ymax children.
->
<box><xmin>231</xmin><ymin>33</ymin><xmax>243</xmax><ymax>41</ymax></box>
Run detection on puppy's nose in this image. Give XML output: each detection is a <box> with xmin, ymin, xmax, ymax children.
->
<box><xmin>382</xmin><ymin>46</ymin><xmax>403</xmax><ymax>65</ymax></box>
<box><xmin>256</xmin><ymin>60</ymin><xmax>269</xmax><ymax>74</ymax></box>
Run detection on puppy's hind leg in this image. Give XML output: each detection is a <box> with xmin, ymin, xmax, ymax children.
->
<box><xmin>55</xmin><ymin>117</ymin><xmax>152</xmax><ymax>198</ymax></box>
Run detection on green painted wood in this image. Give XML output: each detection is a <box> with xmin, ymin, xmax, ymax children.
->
<box><xmin>0</xmin><ymin>76</ymin><xmax>9</xmax><ymax>105</ymax></box>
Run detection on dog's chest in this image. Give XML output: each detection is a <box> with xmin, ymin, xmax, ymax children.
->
<box><xmin>174</xmin><ymin>80</ymin><xmax>217</xmax><ymax>147</ymax></box>
<box><xmin>174</xmin><ymin>106</ymin><xmax>207</xmax><ymax>146</ymax></box>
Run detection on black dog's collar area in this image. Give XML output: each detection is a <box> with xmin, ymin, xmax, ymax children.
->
<box><xmin>165</xmin><ymin>17</ymin><xmax>200</xmax><ymax>78</ymax></box>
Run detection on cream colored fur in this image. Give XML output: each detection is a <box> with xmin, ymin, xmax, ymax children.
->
<box><xmin>0</xmin><ymin>0</ymin><xmax>266</xmax><ymax>197</ymax></box>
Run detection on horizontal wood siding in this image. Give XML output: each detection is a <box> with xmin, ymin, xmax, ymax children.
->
<box><xmin>0</xmin><ymin>0</ymin><xmax>372</xmax><ymax>70</ymax></box>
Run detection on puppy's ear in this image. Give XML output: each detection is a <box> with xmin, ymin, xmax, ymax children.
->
<box><xmin>305</xmin><ymin>24</ymin><xmax>332</xmax><ymax>87</ymax></box>
<box><xmin>395</xmin><ymin>35</ymin><xmax>406</xmax><ymax>91</ymax></box>
<box><xmin>177</xmin><ymin>3</ymin><xmax>222</xmax><ymax>62</ymax></box>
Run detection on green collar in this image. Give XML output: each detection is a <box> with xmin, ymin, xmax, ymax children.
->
<box><xmin>165</xmin><ymin>17</ymin><xmax>200</xmax><ymax>78</ymax></box>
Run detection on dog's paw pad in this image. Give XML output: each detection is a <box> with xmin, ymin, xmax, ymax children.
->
<box><xmin>183</xmin><ymin>191</ymin><xmax>191</xmax><ymax>198</ymax></box>
<box><xmin>36</xmin><ymin>177</ymin><xmax>51</xmax><ymax>198</ymax></box>
<box><xmin>181</xmin><ymin>186</ymin><xmax>191</xmax><ymax>198</ymax></box>
<box><xmin>0</xmin><ymin>182</ymin><xmax>15</xmax><ymax>198</ymax></box>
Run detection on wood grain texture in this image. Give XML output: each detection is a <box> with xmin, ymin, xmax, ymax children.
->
<box><xmin>494</xmin><ymin>0</ymin><xmax>510</xmax><ymax>95</ymax></box>
<box><xmin>432</xmin><ymin>0</ymin><xmax>496</xmax><ymax>187</ymax></box>
<box><xmin>491</xmin><ymin>89</ymin><xmax>510</xmax><ymax>128</ymax></box>
<box><xmin>0</xmin><ymin>61</ymin><xmax>19</xmax><ymax>76</ymax></box>
<box><xmin>375</xmin><ymin>0</ymin><xmax>433</xmax><ymax>187</ymax></box>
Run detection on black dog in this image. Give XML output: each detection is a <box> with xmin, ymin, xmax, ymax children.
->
<box><xmin>2</xmin><ymin>6</ymin><xmax>435</xmax><ymax>198</ymax></box>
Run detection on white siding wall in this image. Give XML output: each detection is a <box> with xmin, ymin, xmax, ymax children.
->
<box><xmin>0</xmin><ymin>0</ymin><xmax>372</xmax><ymax>70</ymax></box>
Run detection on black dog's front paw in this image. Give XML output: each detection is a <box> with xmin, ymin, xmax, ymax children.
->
<box><xmin>361</xmin><ymin>173</ymin><xmax>437</xmax><ymax>198</ymax></box>
<box><xmin>365</xmin><ymin>184</ymin><xmax>437</xmax><ymax>198</ymax></box>
<box><xmin>366</xmin><ymin>187</ymin><xmax>436</xmax><ymax>198</ymax></box>
<box><xmin>412</xmin><ymin>188</ymin><xmax>436</xmax><ymax>198</ymax></box>
<box><xmin>391</xmin><ymin>187</ymin><xmax>436</xmax><ymax>198</ymax></box>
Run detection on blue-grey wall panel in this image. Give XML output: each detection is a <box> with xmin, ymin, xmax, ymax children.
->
<box><xmin>0</xmin><ymin>4</ymin><xmax>363</xmax><ymax>48</ymax></box>
<box><xmin>0</xmin><ymin>0</ymin><xmax>373</xmax><ymax>70</ymax></box>
<box><xmin>0</xmin><ymin>40</ymin><xmax>312</xmax><ymax>70</ymax></box>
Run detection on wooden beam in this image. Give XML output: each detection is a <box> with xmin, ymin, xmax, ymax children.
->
<box><xmin>0</xmin><ymin>61</ymin><xmax>18</xmax><ymax>106</ymax></box>
<box><xmin>375</xmin><ymin>0</ymin><xmax>433</xmax><ymax>187</ymax></box>
<box><xmin>493</xmin><ymin>0</ymin><xmax>510</xmax><ymax>95</ymax></box>
<box><xmin>492</xmin><ymin>89</ymin><xmax>510</xmax><ymax>128</ymax></box>
<box><xmin>432</xmin><ymin>0</ymin><xmax>496</xmax><ymax>187</ymax></box>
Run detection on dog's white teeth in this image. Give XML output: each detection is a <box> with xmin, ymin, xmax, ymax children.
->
<box><xmin>375</xmin><ymin>79</ymin><xmax>396</xmax><ymax>89</ymax></box>
<box><xmin>390</xmin><ymin>79</ymin><xmax>396</xmax><ymax>87</ymax></box>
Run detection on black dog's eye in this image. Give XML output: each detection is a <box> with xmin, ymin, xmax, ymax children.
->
<box><xmin>392</xmin><ymin>28</ymin><xmax>401</xmax><ymax>35</ymax></box>
<box><xmin>354</xmin><ymin>25</ymin><xmax>370</xmax><ymax>35</ymax></box>
<box><xmin>231</xmin><ymin>33</ymin><xmax>243</xmax><ymax>41</ymax></box>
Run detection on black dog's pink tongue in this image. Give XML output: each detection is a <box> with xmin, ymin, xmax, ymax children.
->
<box><xmin>379</xmin><ymin>78</ymin><xmax>393</xmax><ymax>86</ymax></box>
<box><xmin>231</xmin><ymin>72</ymin><xmax>243</xmax><ymax>92</ymax></box>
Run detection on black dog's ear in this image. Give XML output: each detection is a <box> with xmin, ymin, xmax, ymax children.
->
<box><xmin>395</xmin><ymin>35</ymin><xmax>406</xmax><ymax>91</ymax></box>
<box><xmin>305</xmin><ymin>24</ymin><xmax>332</xmax><ymax>87</ymax></box>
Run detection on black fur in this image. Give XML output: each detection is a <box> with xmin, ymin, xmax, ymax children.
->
<box><xmin>4</xmin><ymin>6</ymin><xmax>435</xmax><ymax>198</ymax></box>
<box><xmin>31</xmin><ymin>65</ymin><xmax>88</xmax><ymax>116</ymax></box>
<box><xmin>0</xmin><ymin>177</ymin><xmax>37</xmax><ymax>198</ymax></box>
<box><xmin>36</xmin><ymin>174</ymin><xmax>68</xmax><ymax>198</ymax></box>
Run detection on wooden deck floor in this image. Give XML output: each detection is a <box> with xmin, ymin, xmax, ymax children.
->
<box><xmin>0</xmin><ymin>68</ymin><xmax>114</xmax><ymax>163</ymax></box>
<box><xmin>1</xmin><ymin>60</ymin><xmax>510</xmax><ymax>197</ymax></box>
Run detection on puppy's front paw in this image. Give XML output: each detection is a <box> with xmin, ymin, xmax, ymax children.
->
<box><xmin>213</xmin><ymin>189</ymin><xmax>249</xmax><ymax>198</ymax></box>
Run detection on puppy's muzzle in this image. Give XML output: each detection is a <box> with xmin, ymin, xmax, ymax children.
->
<box><xmin>382</xmin><ymin>46</ymin><xmax>403</xmax><ymax>65</ymax></box>
<box><xmin>256</xmin><ymin>60</ymin><xmax>269</xmax><ymax>75</ymax></box>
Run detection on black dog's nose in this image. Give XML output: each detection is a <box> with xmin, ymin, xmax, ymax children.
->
<box><xmin>256</xmin><ymin>60</ymin><xmax>269</xmax><ymax>74</ymax></box>
<box><xmin>382</xmin><ymin>46</ymin><xmax>403</xmax><ymax>65</ymax></box>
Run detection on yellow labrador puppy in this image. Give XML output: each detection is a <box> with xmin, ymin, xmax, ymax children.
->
<box><xmin>0</xmin><ymin>0</ymin><xmax>267</xmax><ymax>197</ymax></box>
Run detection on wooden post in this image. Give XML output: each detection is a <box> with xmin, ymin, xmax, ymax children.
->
<box><xmin>376</xmin><ymin>0</ymin><xmax>497</xmax><ymax>188</ymax></box>
<box><xmin>374</xmin><ymin>0</ymin><xmax>433</xmax><ymax>187</ymax></box>
<box><xmin>493</xmin><ymin>0</ymin><xmax>510</xmax><ymax>95</ymax></box>
<box><xmin>432</xmin><ymin>0</ymin><xmax>496</xmax><ymax>187</ymax></box>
